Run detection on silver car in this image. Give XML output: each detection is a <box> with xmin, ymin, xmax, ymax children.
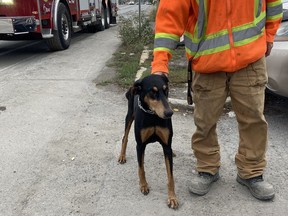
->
<box><xmin>266</xmin><ymin>0</ymin><xmax>288</xmax><ymax>98</ymax></box>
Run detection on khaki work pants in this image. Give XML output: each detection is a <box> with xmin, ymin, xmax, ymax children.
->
<box><xmin>192</xmin><ymin>56</ymin><xmax>268</xmax><ymax>179</ymax></box>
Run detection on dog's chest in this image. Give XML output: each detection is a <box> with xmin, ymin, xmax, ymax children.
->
<box><xmin>140</xmin><ymin>126</ymin><xmax>170</xmax><ymax>145</ymax></box>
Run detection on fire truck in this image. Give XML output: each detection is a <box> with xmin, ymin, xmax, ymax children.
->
<box><xmin>0</xmin><ymin>0</ymin><xmax>118</xmax><ymax>51</ymax></box>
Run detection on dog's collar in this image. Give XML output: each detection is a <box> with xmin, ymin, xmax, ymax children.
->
<box><xmin>137</xmin><ymin>97</ymin><xmax>155</xmax><ymax>115</ymax></box>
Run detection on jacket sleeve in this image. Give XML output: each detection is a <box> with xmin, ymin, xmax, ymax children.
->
<box><xmin>151</xmin><ymin>0</ymin><xmax>192</xmax><ymax>74</ymax></box>
<box><xmin>265</xmin><ymin>0</ymin><xmax>283</xmax><ymax>42</ymax></box>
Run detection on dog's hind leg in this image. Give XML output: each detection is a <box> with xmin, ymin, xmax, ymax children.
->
<box><xmin>137</xmin><ymin>144</ymin><xmax>149</xmax><ymax>195</ymax></box>
<box><xmin>162</xmin><ymin>145</ymin><xmax>179</xmax><ymax>209</ymax></box>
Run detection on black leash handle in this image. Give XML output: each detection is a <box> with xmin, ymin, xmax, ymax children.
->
<box><xmin>187</xmin><ymin>58</ymin><xmax>193</xmax><ymax>105</ymax></box>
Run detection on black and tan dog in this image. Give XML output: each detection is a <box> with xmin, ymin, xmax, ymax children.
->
<box><xmin>118</xmin><ymin>74</ymin><xmax>178</xmax><ymax>209</ymax></box>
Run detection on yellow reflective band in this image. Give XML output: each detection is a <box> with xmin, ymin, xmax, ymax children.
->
<box><xmin>185</xmin><ymin>47</ymin><xmax>196</xmax><ymax>57</ymax></box>
<box><xmin>255</xmin><ymin>0</ymin><xmax>259</xmax><ymax>17</ymax></box>
<box><xmin>233</xmin><ymin>11</ymin><xmax>265</xmax><ymax>32</ymax></box>
<box><xmin>267</xmin><ymin>0</ymin><xmax>282</xmax><ymax>7</ymax></box>
<box><xmin>154</xmin><ymin>37</ymin><xmax>179</xmax><ymax>50</ymax></box>
<box><xmin>234</xmin><ymin>29</ymin><xmax>264</xmax><ymax>47</ymax></box>
<box><xmin>206</xmin><ymin>29</ymin><xmax>229</xmax><ymax>40</ymax></box>
<box><xmin>185</xmin><ymin>30</ymin><xmax>200</xmax><ymax>43</ymax></box>
<box><xmin>194</xmin><ymin>44</ymin><xmax>230</xmax><ymax>59</ymax></box>
<box><xmin>153</xmin><ymin>47</ymin><xmax>173</xmax><ymax>54</ymax></box>
<box><xmin>155</xmin><ymin>33</ymin><xmax>179</xmax><ymax>41</ymax></box>
<box><xmin>267</xmin><ymin>13</ymin><xmax>283</xmax><ymax>21</ymax></box>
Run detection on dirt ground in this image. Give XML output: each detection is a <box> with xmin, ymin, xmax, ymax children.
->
<box><xmin>93</xmin><ymin>67</ymin><xmax>288</xmax><ymax>216</ymax></box>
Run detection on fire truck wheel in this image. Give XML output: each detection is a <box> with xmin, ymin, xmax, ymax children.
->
<box><xmin>104</xmin><ymin>7</ymin><xmax>111</xmax><ymax>29</ymax></box>
<box><xmin>97</xmin><ymin>22</ymin><xmax>105</xmax><ymax>31</ymax></box>
<box><xmin>45</xmin><ymin>3</ymin><xmax>71</xmax><ymax>51</ymax></box>
<box><xmin>96</xmin><ymin>19</ymin><xmax>105</xmax><ymax>32</ymax></box>
<box><xmin>87</xmin><ymin>23</ymin><xmax>98</xmax><ymax>33</ymax></box>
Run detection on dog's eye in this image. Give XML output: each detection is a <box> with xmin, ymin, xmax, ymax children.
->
<box><xmin>149</xmin><ymin>87</ymin><xmax>159</xmax><ymax>99</ymax></box>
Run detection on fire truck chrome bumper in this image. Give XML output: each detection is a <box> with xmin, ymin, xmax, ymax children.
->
<box><xmin>0</xmin><ymin>17</ymin><xmax>37</xmax><ymax>34</ymax></box>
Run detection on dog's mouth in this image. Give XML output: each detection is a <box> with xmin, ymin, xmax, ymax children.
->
<box><xmin>151</xmin><ymin>108</ymin><xmax>174</xmax><ymax>119</ymax></box>
<box><xmin>163</xmin><ymin>109</ymin><xmax>174</xmax><ymax>119</ymax></box>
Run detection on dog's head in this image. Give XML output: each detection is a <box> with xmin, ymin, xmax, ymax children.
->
<box><xmin>133</xmin><ymin>74</ymin><xmax>173</xmax><ymax>119</ymax></box>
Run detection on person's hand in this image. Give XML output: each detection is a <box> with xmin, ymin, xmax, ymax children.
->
<box><xmin>265</xmin><ymin>42</ymin><xmax>273</xmax><ymax>57</ymax></box>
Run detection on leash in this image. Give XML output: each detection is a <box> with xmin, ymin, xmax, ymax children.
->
<box><xmin>187</xmin><ymin>58</ymin><xmax>193</xmax><ymax>105</ymax></box>
<box><xmin>137</xmin><ymin>97</ymin><xmax>155</xmax><ymax>115</ymax></box>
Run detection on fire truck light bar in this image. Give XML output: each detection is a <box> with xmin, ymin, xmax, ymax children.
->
<box><xmin>0</xmin><ymin>0</ymin><xmax>14</xmax><ymax>5</ymax></box>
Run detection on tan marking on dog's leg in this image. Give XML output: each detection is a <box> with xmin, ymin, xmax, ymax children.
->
<box><xmin>165</xmin><ymin>157</ymin><xmax>179</xmax><ymax>209</ymax></box>
<box><xmin>118</xmin><ymin>120</ymin><xmax>133</xmax><ymax>164</ymax></box>
<box><xmin>139</xmin><ymin>154</ymin><xmax>149</xmax><ymax>195</ymax></box>
<box><xmin>155</xmin><ymin>126</ymin><xmax>170</xmax><ymax>145</ymax></box>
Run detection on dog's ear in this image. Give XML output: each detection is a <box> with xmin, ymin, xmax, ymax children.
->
<box><xmin>132</xmin><ymin>79</ymin><xmax>142</xmax><ymax>95</ymax></box>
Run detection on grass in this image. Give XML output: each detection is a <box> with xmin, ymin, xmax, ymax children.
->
<box><xmin>109</xmin><ymin>42</ymin><xmax>188</xmax><ymax>88</ymax></box>
<box><xmin>108</xmin><ymin>7</ymin><xmax>188</xmax><ymax>88</ymax></box>
<box><xmin>108</xmin><ymin>43</ymin><xmax>144</xmax><ymax>87</ymax></box>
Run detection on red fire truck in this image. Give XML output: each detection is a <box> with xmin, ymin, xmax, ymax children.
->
<box><xmin>0</xmin><ymin>0</ymin><xmax>118</xmax><ymax>51</ymax></box>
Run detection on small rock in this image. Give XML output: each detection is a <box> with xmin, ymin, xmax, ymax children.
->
<box><xmin>228</xmin><ymin>111</ymin><xmax>236</xmax><ymax>118</ymax></box>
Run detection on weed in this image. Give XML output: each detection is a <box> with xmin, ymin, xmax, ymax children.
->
<box><xmin>118</xmin><ymin>13</ymin><xmax>154</xmax><ymax>46</ymax></box>
<box><xmin>110</xmin><ymin>7</ymin><xmax>188</xmax><ymax>88</ymax></box>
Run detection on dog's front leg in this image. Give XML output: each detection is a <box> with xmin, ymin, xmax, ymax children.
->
<box><xmin>118</xmin><ymin>117</ymin><xmax>133</xmax><ymax>164</ymax></box>
<box><xmin>137</xmin><ymin>144</ymin><xmax>149</xmax><ymax>195</ymax></box>
<box><xmin>163</xmin><ymin>146</ymin><xmax>179</xmax><ymax>209</ymax></box>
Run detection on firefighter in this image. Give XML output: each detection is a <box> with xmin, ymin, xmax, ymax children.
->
<box><xmin>151</xmin><ymin>0</ymin><xmax>283</xmax><ymax>200</ymax></box>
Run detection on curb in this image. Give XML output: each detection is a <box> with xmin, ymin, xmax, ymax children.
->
<box><xmin>135</xmin><ymin>46</ymin><xmax>150</xmax><ymax>81</ymax></box>
<box><xmin>169</xmin><ymin>97</ymin><xmax>232</xmax><ymax>110</ymax></box>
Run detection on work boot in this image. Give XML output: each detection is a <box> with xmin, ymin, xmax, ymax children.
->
<box><xmin>236</xmin><ymin>175</ymin><xmax>275</xmax><ymax>200</ymax></box>
<box><xmin>188</xmin><ymin>172</ymin><xmax>219</xmax><ymax>195</ymax></box>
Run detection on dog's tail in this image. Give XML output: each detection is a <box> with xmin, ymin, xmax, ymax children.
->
<box><xmin>125</xmin><ymin>87</ymin><xmax>133</xmax><ymax>100</ymax></box>
<box><xmin>125</xmin><ymin>87</ymin><xmax>136</xmax><ymax>117</ymax></box>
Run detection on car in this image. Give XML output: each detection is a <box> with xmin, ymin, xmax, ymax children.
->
<box><xmin>128</xmin><ymin>1</ymin><xmax>135</xmax><ymax>5</ymax></box>
<box><xmin>266</xmin><ymin>0</ymin><xmax>288</xmax><ymax>98</ymax></box>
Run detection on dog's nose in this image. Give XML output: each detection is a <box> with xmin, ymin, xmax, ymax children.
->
<box><xmin>164</xmin><ymin>110</ymin><xmax>174</xmax><ymax>118</ymax></box>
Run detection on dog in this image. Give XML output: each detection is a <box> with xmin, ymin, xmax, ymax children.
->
<box><xmin>118</xmin><ymin>74</ymin><xmax>178</xmax><ymax>209</ymax></box>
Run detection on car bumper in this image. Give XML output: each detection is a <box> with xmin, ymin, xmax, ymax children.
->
<box><xmin>266</xmin><ymin>41</ymin><xmax>288</xmax><ymax>98</ymax></box>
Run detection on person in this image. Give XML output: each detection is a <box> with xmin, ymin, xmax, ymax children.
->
<box><xmin>151</xmin><ymin>0</ymin><xmax>283</xmax><ymax>200</ymax></box>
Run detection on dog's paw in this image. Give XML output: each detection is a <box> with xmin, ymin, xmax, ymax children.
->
<box><xmin>168</xmin><ymin>197</ymin><xmax>179</xmax><ymax>209</ymax></box>
<box><xmin>118</xmin><ymin>155</ymin><xmax>126</xmax><ymax>164</ymax></box>
<box><xmin>140</xmin><ymin>184</ymin><xmax>150</xmax><ymax>195</ymax></box>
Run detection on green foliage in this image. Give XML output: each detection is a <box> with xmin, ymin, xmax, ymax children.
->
<box><xmin>110</xmin><ymin>8</ymin><xmax>187</xmax><ymax>88</ymax></box>
<box><xmin>107</xmin><ymin>43</ymin><xmax>143</xmax><ymax>87</ymax></box>
<box><xmin>118</xmin><ymin>13</ymin><xmax>154</xmax><ymax>46</ymax></box>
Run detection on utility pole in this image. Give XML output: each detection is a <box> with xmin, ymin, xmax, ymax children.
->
<box><xmin>138</xmin><ymin>0</ymin><xmax>141</xmax><ymax>38</ymax></box>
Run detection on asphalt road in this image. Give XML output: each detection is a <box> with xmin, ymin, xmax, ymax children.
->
<box><xmin>1</xmin><ymin>5</ymin><xmax>288</xmax><ymax>216</ymax></box>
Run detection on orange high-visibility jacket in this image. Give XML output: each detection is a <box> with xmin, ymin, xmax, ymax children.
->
<box><xmin>151</xmin><ymin>0</ymin><xmax>283</xmax><ymax>74</ymax></box>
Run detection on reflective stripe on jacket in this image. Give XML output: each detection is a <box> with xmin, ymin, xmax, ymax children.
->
<box><xmin>151</xmin><ymin>0</ymin><xmax>283</xmax><ymax>74</ymax></box>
